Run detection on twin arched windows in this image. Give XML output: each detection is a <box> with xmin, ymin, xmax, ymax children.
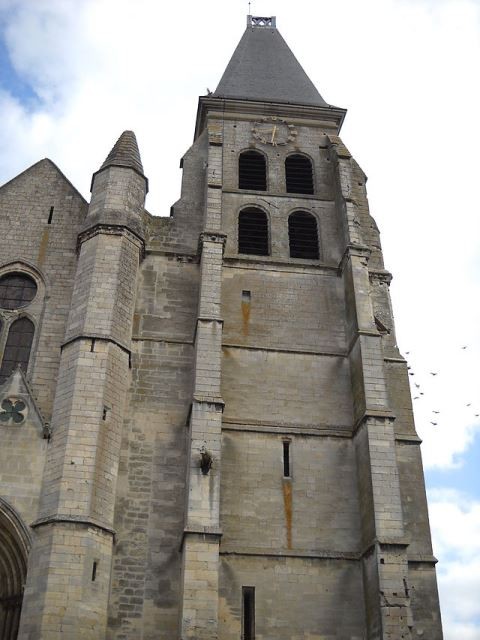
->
<box><xmin>238</xmin><ymin>209</ymin><xmax>319</xmax><ymax>260</ymax></box>
<box><xmin>238</xmin><ymin>151</ymin><xmax>314</xmax><ymax>194</ymax></box>
<box><xmin>0</xmin><ymin>273</ymin><xmax>36</xmax><ymax>385</ymax></box>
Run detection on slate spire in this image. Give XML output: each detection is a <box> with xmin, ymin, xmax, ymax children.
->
<box><xmin>99</xmin><ymin>130</ymin><xmax>144</xmax><ymax>176</ymax></box>
<box><xmin>214</xmin><ymin>16</ymin><xmax>328</xmax><ymax>107</ymax></box>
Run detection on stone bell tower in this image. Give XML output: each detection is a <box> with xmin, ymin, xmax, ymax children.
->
<box><xmin>0</xmin><ymin>13</ymin><xmax>443</xmax><ymax>640</ymax></box>
<box><xmin>174</xmin><ymin>14</ymin><xmax>443</xmax><ymax>639</ymax></box>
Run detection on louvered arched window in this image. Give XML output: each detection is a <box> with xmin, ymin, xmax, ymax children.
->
<box><xmin>285</xmin><ymin>154</ymin><xmax>314</xmax><ymax>194</ymax></box>
<box><xmin>238</xmin><ymin>208</ymin><xmax>269</xmax><ymax>256</ymax></box>
<box><xmin>239</xmin><ymin>151</ymin><xmax>267</xmax><ymax>191</ymax></box>
<box><xmin>288</xmin><ymin>212</ymin><xmax>319</xmax><ymax>259</ymax></box>
<box><xmin>0</xmin><ymin>318</ymin><xmax>35</xmax><ymax>384</ymax></box>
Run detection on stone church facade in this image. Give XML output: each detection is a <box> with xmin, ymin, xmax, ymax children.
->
<box><xmin>0</xmin><ymin>16</ymin><xmax>443</xmax><ymax>640</ymax></box>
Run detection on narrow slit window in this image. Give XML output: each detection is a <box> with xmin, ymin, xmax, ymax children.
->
<box><xmin>242</xmin><ymin>586</ymin><xmax>255</xmax><ymax>640</ymax></box>
<box><xmin>238</xmin><ymin>208</ymin><xmax>269</xmax><ymax>256</ymax></box>
<box><xmin>288</xmin><ymin>212</ymin><xmax>319</xmax><ymax>260</ymax></box>
<box><xmin>283</xmin><ymin>441</ymin><xmax>291</xmax><ymax>477</ymax></box>
<box><xmin>285</xmin><ymin>154</ymin><xmax>314</xmax><ymax>194</ymax></box>
<box><xmin>239</xmin><ymin>151</ymin><xmax>267</xmax><ymax>191</ymax></box>
<box><xmin>0</xmin><ymin>317</ymin><xmax>35</xmax><ymax>384</ymax></box>
<box><xmin>48</xmin><ymin>206</ymin><xmax>54</xmax><ymax>224</ymax></box>
<box><xmin>91</xmin><ymin>561</ymin><xmax>98</xmax><ymax>582</ymax></box>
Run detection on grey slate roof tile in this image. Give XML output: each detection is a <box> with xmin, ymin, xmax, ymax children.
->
<box><xmin>214</xmin><ymin>24</ymin><xmax>328</xmax><ymax>107</ymax></box>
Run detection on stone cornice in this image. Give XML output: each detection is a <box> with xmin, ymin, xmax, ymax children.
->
<box><xmin>77</xmin><ymin>223</ymin><xmax>145</xmax><ymax>259</ymax></box>
<box><xmin>195</xmin><ymin>96</ymin><xmax>346</xmax><ymax>140</ymax></box>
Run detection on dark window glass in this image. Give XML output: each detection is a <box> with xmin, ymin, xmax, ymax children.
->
<box><xmin>283</xmin><ymin>441</ymin><xmax>291</xmax><ymax>477</ymax></box>
<box><xmin>238</xmin><ymin>208</ymin><xmax>269</xmax><ymax>256</ymax></box>
<box><xmin>288</xmin><ymin>212</ymin><xmax>319</xmax><ymax>259</ymax></box>
<box><xmin>242</xmin><ymin>586</ymin><xmax>255</xmax><ymax>640</ymax></box>
<box><xmin>0</xmin><ymin>273</ymin><xmax>37</xmax><ymax>310</ymax></box>
<box><xmin>239</xmin><ymin>151</ymin><xmax>267</xmax><ymax>191</ymax></box>
<box><xmin>0</xmin><ymin>318</ymin><xmax>35</xmax><ymax>384</ymax></box>
<box><xmin>285</xmin><ymin>154</ymin><xmax>314</xmax><ymax>194</ymax></box>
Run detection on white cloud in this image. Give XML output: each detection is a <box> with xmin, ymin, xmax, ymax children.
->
<box><xmin>429</xmin><ymin>490</ymin><xmax>480</xmax><ymax>638</ymax></box>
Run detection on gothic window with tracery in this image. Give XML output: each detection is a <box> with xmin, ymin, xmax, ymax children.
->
<box><xmin>0</xmin><ymin>318</ymin><xmax>35</xmax><ymax>384</ymax></box>
<box><xmin>0</xmin><ymin>273</ymin><xmax>37</xmax><ymax>385</ymax></box>
<box><xmin>0</xmin><ymin>273</ymin><xmax>37</xmax><ymax>310</ymax></box>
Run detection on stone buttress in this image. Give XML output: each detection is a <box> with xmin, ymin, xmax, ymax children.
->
<box><xmin>179</xmin><ymin>121</ymin><xmax>225</xmax><ymax>639</ymax></box>
<box><xmin>17</xmin><ymin>132</ymin><xmax>147</xmax><ymax>639</ymax></box>
<box><xmin>331</xmin><ymin>136</ymin><xmax>441</xmax><ymax>638</ymax></box>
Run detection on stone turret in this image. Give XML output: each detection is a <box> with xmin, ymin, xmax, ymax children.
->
<box><xmin>18</xmin><ymin>132</ymin><xmax>147</xmax><ymax>639</ymax></box>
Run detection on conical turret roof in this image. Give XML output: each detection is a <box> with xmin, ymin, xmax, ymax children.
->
<box><xmin>213</xmin><ymin>17</ymin><xmax>328</xmax><ymax>107</ymax></box>
<box><xmin>100</xmin><ymin>130</ymin><xmax>144</xmax><ymax>176</ymax></box>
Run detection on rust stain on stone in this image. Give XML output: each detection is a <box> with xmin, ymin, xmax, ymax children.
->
<box><xmin>241</xmin><ymin>300</ymin><xmax>250</xmax><ymax>336</ymax></box>
<box><xmin>282</xmin><ymin>479</ymin><xmax>293</xmax><ymax>549</ymax></box>
<box><xmin>37</xmin><ymin>228</ymin><xmax>50</xmax><ymax>266</ymax></box>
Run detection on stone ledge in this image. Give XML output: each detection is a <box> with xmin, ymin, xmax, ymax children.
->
<box><xmin>31</xmin><ymin>514</ymin><xmax>115</xmax><ymax>537</ymax></box>
<box><xmin>220</xmin><ymin>548</ymin><xmax>359</xmax><ymax>561</ymax></box>
<box><xmin>222</xmin><ymin>342</ymin><xmax>346</xmax><ymax>358</ymax></box>
<box><xmin>353</xmin><ymin>410</ymin><xmax>396</xmax><ymax>435</ymax></box>
<box><xmin>223</xmin><ymin>255</ymin><xmax>338</xmax><ymax>274</ymax></box>
<box><xmin>222</xmin><ymin>420</ymin><xmax>352</xmax><ymax>438</ymax></box>
<box><xmin>61</xmin><ymin>334</ymin><xmax>131</xmax><ymax>358</ymax></box>
<box><xmin>77</xmin><ymin>223</ymin><xmax>145</xmax><ymax>258</ymax></box>
<box><xmin>223</xmin><ymin>188</ymin><xmax>334</xmax><ymax>203</ymax></box>
<box><xmin>395</xmin><ymin>433</ymin><xmax>423</xmax><ymax>444</ymax></box>
<box><xmin>180</xmin><ymin>527</ymin><xmax>223</xmax><ymax>551</ymax></box>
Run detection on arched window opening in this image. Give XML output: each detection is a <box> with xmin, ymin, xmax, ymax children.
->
<box><xmin>0</xmin><ymin>318</ymin><xmax>35</xmax><ymax>385</ymax></box>
<box><xmin>0</xmin><ymin>274</ymin><xmax>37</xmax><ymax>311</ymax></box>
<box><xmin>0</xmin><ymin>499</ymin><xmax>31</xmax><ymax>640</ymax></box>
<box><xmin>285</xmin><ymin>154</ymin><xmax>314</xmax><ymax>195</ymax></box>
<box><xmin>238</xmin><ymin>208</ymin><xmax>269</xmax><ymax>256</ymax></box>
<box><xmin>239</xmin><ymin>151</ymin><xmax>267</xmax><ymax>191</ymax></box>
<box><xmin>288</xmin><ymin>212</ymin><xmax>319</xmax><ymax>260</ymax></box>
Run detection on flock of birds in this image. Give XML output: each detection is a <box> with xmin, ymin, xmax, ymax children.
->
<box><xmin>405</xmin><ymin>345</ymin><xmax>479</xmax><ymax>427</ymax></box>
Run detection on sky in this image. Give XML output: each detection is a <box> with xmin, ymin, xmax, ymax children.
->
<box><xmin>0</xmin><ymin>0</ymin><xmax>479</xmax><ymax>636</ymax></box>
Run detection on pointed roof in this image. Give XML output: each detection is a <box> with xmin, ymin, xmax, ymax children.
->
<box><xmin>92</xmin><ymin>130</ymin><xmax>148</xmax><ymax>192</ymax></box>
<box><xmin>100</xmin><ymin>130</ymin><xmax>144</xmax><ymax>176</ymax></box>
<box><xmin>213</xmin><ymin>16</ymin><xmax>328</xmax><ymax>107</ymax></box>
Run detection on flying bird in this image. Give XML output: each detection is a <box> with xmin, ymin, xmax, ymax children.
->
<box><xmin>430</xmin><ymin>372</ymin><xmax>438</xmax><ymax>376</ymax></box>
<box><xmin>414</xmin><ymin>396</ymin><xmax>419</xmax><ymax>400</ymax></box>
<box><xmin>430</xmin><ymin>422</ymin><xmax>438</xmax><ymax>426</ymax></box>
<box><xmin>467</xmin><ymin>403</ymin><xmax>472</xmax><ymax>407</ymax></box>
<box><xmin>461</xmin><ymin>346</ymin><xmax>467</xmax><ymax>349</ymax></box>
<box><xmin>432</xmin><ymin>411</ymin><xmax>440</xmax><ymax>414</ymax></box>
<box><xmin>414</xmin><ymin>383</ymin><xmax>420</xmax><ymax>389</ymax></box>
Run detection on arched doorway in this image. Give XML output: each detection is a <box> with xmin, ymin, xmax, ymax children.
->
<box><xmin>0</xmin><ymin>499</ymin><xmax>31</xmax><ymax>640</ymax></box>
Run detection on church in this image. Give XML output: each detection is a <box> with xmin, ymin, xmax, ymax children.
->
<box><xmin>0</xmin><ymin>15</ymin><xmax>443</xmax><ymax>639</ymax></box>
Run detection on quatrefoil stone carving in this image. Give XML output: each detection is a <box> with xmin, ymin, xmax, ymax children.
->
<box><xmin>0</xmin><ymin>398</ymin><xmax>27</xmax><ymax>424</ymax></box>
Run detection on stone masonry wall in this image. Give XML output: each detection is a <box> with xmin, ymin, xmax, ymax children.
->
<box><xmin>0</xmin><ymin>158</ymin><xmax>86</xmax><ymax>528</ymax></box>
